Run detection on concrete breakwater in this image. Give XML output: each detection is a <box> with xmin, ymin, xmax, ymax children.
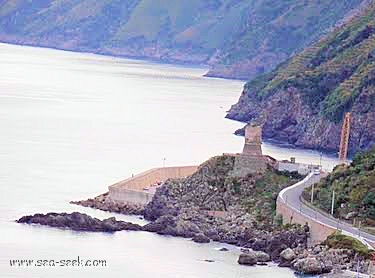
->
<box><xmin>108</xmin><ymin>166</ymin><xmax>198</xmax><ymax>205</ymax></box>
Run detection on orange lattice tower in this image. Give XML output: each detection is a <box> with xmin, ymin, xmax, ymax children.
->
<box><xmin>339</xmin><ymin>112</ymin><xmax>352</xmax><ymax>161</ymax></box>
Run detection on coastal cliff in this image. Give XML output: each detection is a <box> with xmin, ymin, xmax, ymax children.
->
<box><xmin>227</xmin><ymin>3</ymin><xmax>375</xmax><ymax>154</ymax></box>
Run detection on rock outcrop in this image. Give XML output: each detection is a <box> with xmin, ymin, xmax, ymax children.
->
<box><xmin>293</xmin><ymin>257</ymin><xmax>324</xmax><ymax>275</ymax></box>
<box><xmin>142</xmin><ymin>155</ymin><xmax>309</xmax><ymax>258</ymax></box>
<box><xmin>192</xmin><ymin>233</ymin><xmax>210</xmax><ymax>244</ymax></box>
<box><xmin>237</xmin><ymin>250</ymin><xmax>271</xmax><ymax>266</ymax></box>
<box><xmin>278</xmin><ymin>248</ymin><xmax>297</xmax><ymax>267</ymax></box>
<box><xmin>17</xmin><ymin>212</ymin><xmax>142</xmax><ymax>232</ymax></box>
<box><xmin>71</xmin><ymin>192</ymin><xmax>144</xmax><ymax>215</ymax></box>
<box><xmin>238</xmin><ymin>253</ymin><xmax>257</xmax><ymax>266</ymax></box>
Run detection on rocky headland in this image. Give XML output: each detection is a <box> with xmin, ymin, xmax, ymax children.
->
<box><xmin>17</xmin><ymin>155</ymin><xmax>374</xmax><ymax>275</ymax></box>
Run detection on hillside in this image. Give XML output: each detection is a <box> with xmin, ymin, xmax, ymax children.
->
<box><xmin>303</xmin><ymin>147</ymin><xmax>375</xmax><ymax>228</ymax></box>
<box><xmin>144</xmin><ymin>155</ymin><xmax>301</xmax><ymax>224</ymax></box>
<box><xmin>227</xmin><ymin>2</ymin><xmax>375</xmax><ymax>154</ymax></box>
<box><xmin>0</xmin><ymin>0</ymin><xmax>366</xmax><ymax>80</ymax></box>
<box><xmin>143</xmin><ymin>154</ymin><xmax>307</xmax><ymax>249</ymax></box>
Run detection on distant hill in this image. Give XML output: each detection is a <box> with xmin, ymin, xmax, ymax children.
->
<box><xmin>227</xmin><ymin>2</ymin><xmax>375</xmax><ymax>154</ymax></box>
<box><xmin>0</xmin><ymin>0</ymin><xmax>367</xmax><ymax>80</ymax></box>
<box><xmin>303</xmin><ymin>147</ymin><xmax>375</xmax><ymax>227</ymax></box>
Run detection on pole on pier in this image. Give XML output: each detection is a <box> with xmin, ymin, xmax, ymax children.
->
<box><xmin>162</xmin><ymin>157</ymin><xmax>166</xmax><ymax>167</ymax></box>
<box><xmin>319</xmin><ymin>152</ymin><xmax>323</xmax><ymax>169</ymax></box>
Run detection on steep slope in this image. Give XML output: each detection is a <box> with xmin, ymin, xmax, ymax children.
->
<box><xmin>206</xmin><ymin>0</ymin><xmax>370</xmax><ymax>79</ymax></box>
<box><xmin>303</xmin><ymin>147</ymin><xmax>375</xmax><ymax>227</ymax></box>
<box><xmin>227</xmin><ymin>3</ymin><xmax>375</xmax><ymax>154</ymax></box>
<box><xmin>0</xmin><ymin>0</ymin><xmax>366</xmax><ymax>79</ymax></box>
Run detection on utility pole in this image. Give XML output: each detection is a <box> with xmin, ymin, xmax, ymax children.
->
<box><xmin>331</xmin><ymin>190</ymin><xmax>335</xmax><ymax>215</ymax></box>
<box><xmin>311</xmin><ymin>183</ymin><xmax>315</xmax><ymax>204</ymax></box>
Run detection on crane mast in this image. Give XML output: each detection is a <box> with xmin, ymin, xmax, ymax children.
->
<box><xmin>338</xmin><ymin>112</ymin><xmax>352</xmax><ymax>161</ymax></box>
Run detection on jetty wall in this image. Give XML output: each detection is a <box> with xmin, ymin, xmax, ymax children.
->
<box><xmin>108</xmin><ymin>166</ymin><xmax>198</xmax><ymax>205</ymax></box>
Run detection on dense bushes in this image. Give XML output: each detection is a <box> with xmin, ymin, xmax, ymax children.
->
<box><xmin>323</xmin><ymin>232</ymin><xmax>372</xmax><ymax>258</ymax></box>
<box><xmin>306</xmin><ymin>147</ymin><xmax>375</xmax><ymax>224</ymax></box>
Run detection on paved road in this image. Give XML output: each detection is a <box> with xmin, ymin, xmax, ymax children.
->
<box><xmin>278</xmin><ymin>172</ymin><xmax>375</xmax><ymax>249</ymax></box>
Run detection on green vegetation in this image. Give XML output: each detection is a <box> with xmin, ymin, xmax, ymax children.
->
<box><xmin>218</xmin><ymin>0</ymin><xmax>363</xmax><ymax>65</ymax></box>
<box><xmin>168</xmin><ymin>155</ymin><xmax>302</xmax><ymax>226</ymax></box>
<box><xmin>323</xmin><ymin>232</ymin><xmax>372</xmax><ymax>258</ymax></box>
<box><xmin>304</xmin><ymin>147</ymin><xmax>375</xmax><ymax>225</ymax></box>
<box><xmin>241</xmin><ymin>3</ymin><xmax>375</xmax><ymax>123</ymax></box>
<box><xmin>0</xmin><ymin>0</ymin><xmax>364</xmax><ymax>79</ymax></box>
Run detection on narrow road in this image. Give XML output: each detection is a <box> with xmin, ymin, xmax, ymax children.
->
<box><xmin>278</xmin><ymin>172</ymin><xmax>375</xmax><ymax>249</ymax></box>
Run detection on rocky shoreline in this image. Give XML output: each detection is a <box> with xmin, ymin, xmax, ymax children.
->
<box><xmin>17</xmin><ymin>211</ymin><xmax>371</xmax><ymax>275</ymax></box>
<box><xmin>18</xmin><ymin>155</ymin><xmax>373</xmax><ymax>276</ymax></box>
<box><xmin>17</xmin><ymin>212</ymin><xmax>143</xmax><ymax>232</ymax></box>
<box><xmin>70</xmin><ymin>192</ymin><xmax>144</xmax><ymax>215</ymax></box>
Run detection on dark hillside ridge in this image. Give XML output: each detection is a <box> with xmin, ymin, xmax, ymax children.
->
<box><xmin>227</xmin><ymin>2</ymin><xmax>375</xmax><ymax>154</ymax></box>
<box><xmin>0</xmin><ymin>0</ymin><xmax>367</xmax><ymax>80</ymax></box>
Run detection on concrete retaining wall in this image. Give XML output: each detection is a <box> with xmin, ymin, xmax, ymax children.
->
<box><xmin>108</xmin><ymin>166</ymin><xmax>198</xmax><ymax>205</ymax></box>
<box><xmin>276</xmin><ymin>199</ymin><xmax>336</xmax><ymax>246</ymax></box>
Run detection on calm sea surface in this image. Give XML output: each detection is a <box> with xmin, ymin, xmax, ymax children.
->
<box><xmin>0</xmin><ymin>43</ymin><xmax>339</xmax><ymax>278</ymax></box>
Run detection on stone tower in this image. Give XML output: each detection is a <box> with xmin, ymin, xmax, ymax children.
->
<box><xmin>242</xmin><ymin>124</ymin><xmax>263</xmax><ymax>156</ymax></box>
<box><xmin>230</xmin><ymin>123</ymin><xmax>266</xmax><ymax>177</ymax></box>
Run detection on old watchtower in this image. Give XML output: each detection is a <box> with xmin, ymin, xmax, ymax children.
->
<box><xmin>230</xmin><ymin>123</ymin><xmax>267</xmax><ymax>177</ymax></box>
<box><xmin>243</xmin><ymin>124</ymin><xmax>263</xmax><ymax>156</ymax></box>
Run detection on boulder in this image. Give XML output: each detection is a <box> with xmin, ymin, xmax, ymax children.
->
<box><xmin>142</xmin><ymin>222</ymin><xmax>164</xmax><ymax>233</ymax></box>
<box><xmin>238</xmin><ymin>253</ymin><xmax>257</xmax><ymax>266</ymax></box>
<box><xmin>205</xmin><ymin>229</ymin><xmax>220</xmax><ymax>241</ymax></box>
<box><xmin>175</xmin><ymin>220</ymin><xmax>201</xmax><ymax>238</ymax></box>
<box><xmin>254</xmin><ymin>251</ymin><xmax>271</xmax><ymax>262</ymax></box>
<box><xmin>280</xmin><ymin>248</ymin><xmax>296</xmax><ymax>262</ymax></box>
<box><xmin>279</xmin><ymin>248</ymin><xmax>297</xmax><ymax>267</ymax></box>
<box><xmin>193</xmin><ymin>233</ymin><xmax>210</xmax><ymax>243</ymax></box>
<box><xmin>293</xmin><ymin>257</ymin><xmax>323</xmax><ymax>275</ymax></box>
<box><xmin>321</xmin><ymin>260</ymin><xmax>333</xmax><ymax>273</ymax></box>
